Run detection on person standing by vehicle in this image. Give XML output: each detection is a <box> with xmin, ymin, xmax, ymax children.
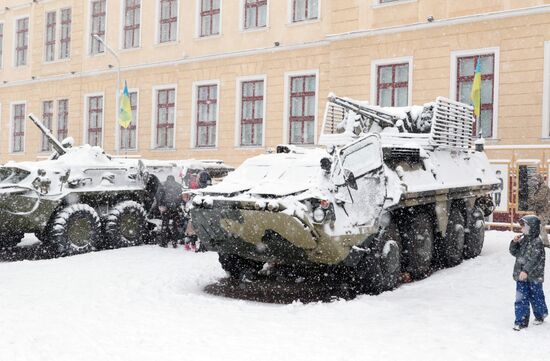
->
<box><xmin>158</xmin><ymin>175</ymin><xmax>184</xmax><ymax>248</ymax></box>
<box><xmin>528</xmin><ymin>173</ymin><xmax>550</xmax><ymax>247</ymax></box>
<box><xmin>198</xmin><ymin>169</ymin><xmax>212</xmax><ymax>189</ymax></box>
<box><xmin>510</xmin><ymin>215</ymin><xmax>548</xmax><ymax>331</ymax></box>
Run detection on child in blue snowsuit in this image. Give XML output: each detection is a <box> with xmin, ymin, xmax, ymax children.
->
<box><xmin>510</xmin><ymin>215</ymin><xmax>548</xmax><ymax>330</ymax></box>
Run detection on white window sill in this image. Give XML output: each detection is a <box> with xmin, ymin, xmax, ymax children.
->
<box><xmin>234</xmin><ymin>145</ymin><xmax>265</xmax><ymax>150</ymax></box>
<box><xmin>192</xmin><ymin>146</ymin><xmax>218</xmax><ymax>151</ymax></box>
<box><xmin>151</xmin><ymin>147</ymin><xmax>177</xmax><ymax>152</ymax></box>
<box><xmin>286</xmin><ymin>18</ymin><xmax>321</xmax><ymax>27</ymax></box>
<box><xmin>194</xmin><ymin>34</ymin><xmax>222</xmax><ymax>41</ymax></box>
<box><xmin>240</xmin><ymin>26</ymin><xmax>269</xmax><ymax>34</ymax></box>
<box><xmin>44</xmin><ymin>58</ymin><xmax>71</xmax><ymax>65</ymax></box>
<box><xmin>154</xmin><ymin>40</ymin><xmax>180</xmax><ymax>47</ymax></box>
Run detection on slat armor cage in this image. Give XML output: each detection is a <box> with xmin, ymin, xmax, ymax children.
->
<box><xmin>429</xmin><ymin>97</ymin><xmax>474</xmax><ymax>152</ymax></box>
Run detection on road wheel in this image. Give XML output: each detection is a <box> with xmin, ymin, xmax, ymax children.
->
<box><xmin>463</xmin><ymin>207</ymin><xmax>485</xmax><ymax>259</ymax></box>
<box><xmin>218</xmin><ymin>253</ymin><xmax>264</xmax><ymax>281</ymax></box>
<box><xmin>403</xmin><ymin>210</ymin><xmax>434</xmax><ymax>279</ymax></box>
<box><xmin>104</xmin><ymin>201</ymin><xmax>148</xmax><ymax>248</ymax></box>
<box><xmin>441</xmin><ymin>205</ymin><xmax>466</xmax><ymax>267</ymax></box>
<box><xmin>46</xmin><ymin>204</ymin><xmax>102</xmax><ymax>255</ymax></box>
<box><xmin>356</xmin><ymin>223</ymin><xmax>402</xmax><ymax>294</ymax></box>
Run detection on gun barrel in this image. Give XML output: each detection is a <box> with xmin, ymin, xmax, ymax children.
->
<box><xmin>327</xmin><ymin>95</ymin><xmax>398</xmax><ymax>127</ymax></box>
<box><xmin>28</xmin><ymin>113</ymin><xmax>66</xmax><ymax>155</ymax></box>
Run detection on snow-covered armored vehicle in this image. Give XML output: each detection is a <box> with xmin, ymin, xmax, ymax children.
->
<box><xmin>190</xmin><ymin>95</ymin><xmax>499</xmax><ymax>292</ymax></box>
<box><xmin>0</xmin><ymin>114</ymin><xmax>180</xmax><ymax>253</ymax></box>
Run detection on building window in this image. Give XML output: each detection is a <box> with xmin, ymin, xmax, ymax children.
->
<box><xmin>200</xmin><ymin>0</ymin><xmax>220</xmax><ymax>37</ymax></box>
<box><xmin>289</xmin><ymin>75</ymin><xmax>316</xmax><ymax>144</ymax></box>
<box><xmin>57</xmin><ymin>99</ymin><xmax>69</xmax><ymax>140</ymax></box>
<box><xmin>376</xmin><ymin>63</ymin><xmax>409</xmax><ymax>107</ymax></box>
<box><xmin>44</xmin><ymin>12</ymin><xmax>57</xmax><ymax>62</ymax></box>
<box><xmin>90</xmin><ymin>0</ymin><xmax>106</xmax><ymax>55</ymax></box>
<box><xmin>240</xmin><ymin>80</ymin><xmax>264</xmax><ymax>146</ymax></box>
<box><xmin>244</xmin><ymin>0</ymin><xmax>267</xmax><ymax>29</ymax></box>
<box><xmin>41</xmin><ymin>101</ymin><xmax>54</xmax><ymax>152</ymax></box>
<box><xmin>457</xmin><ymin>54</ymin><xmax>495</xmax><ymax>137</ymax></box>
<box><xmin>155</xmin><ymin>88</ymin><xmax>175</xmax><ymax>148</ymax></box>
<box><xmin>0</xmin><ymin>23</ymin><xmax>4</xmax><ymax>68</ymax></box>
<box><xmin>120</xmin><ymin>91</ymin><xmax>138</xmax><ymax>150</ymax></box>
<box><xmin>87</xmin><ymin>96</ymin><xmax>103</xmax><ymax>146</ymax></box>
<box><xmin>124</xmin><ymin>0</ymin><xmax>141</xmax><ymax>49</ymax></box>
<box><xmin>292</xmin><ymin>0</ymin><xmax>318</xmax><ymax>22</ymax></box>
<box><xmin>15</xmin><ymin>18</ymin><xmax>29</xmax><ymax>66</ymax></box>
<box><xmin>196</xmin><ymin>84</ymin><xmax>217</xmax><ymax>147</ymax></box>
<box><xmin>12</xmin><ymin>104</ymin><xmax>25</xmax><ymax>153</ymax></box>
<box><xmin>59</xmin><ymin>8</ymin><xmax>71</xmax><ymax>59</ymax></box>
<box><xmin>159</xmin><ymin>0</ymin><xmax>178</xmax><ymax>43</ymax></box>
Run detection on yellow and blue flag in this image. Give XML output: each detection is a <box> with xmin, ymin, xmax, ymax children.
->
<box><xmin>470</xmin><ymin>58</ymin><xmax>481</xmax><ymax>118</ymax></box>
<box><xmin>119</xmin><ymin>81</ymin><xmax>132</xmax><ymax>129</ymax></box>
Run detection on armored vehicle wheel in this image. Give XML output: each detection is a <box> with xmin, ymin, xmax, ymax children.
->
<box><xmin>46</xmin><ymin>204</ymin><xmax>102</xmax><ymax>254</ymax></box>
<box><xmin>463</xmin><ymin>207</ymin><xmax>485</xmax><ymax>259</ymax></box>
<box><xmin>0</xmin><ymin>233</ymin><xmax>23</xmax><ymax>250</ymax></box>
<box><xmin>357</xmin><ymin>224</ymin><xmax>402</xmax><ymax>294</ymax></box>
<box><xmin>403</xmin><ymin>211</ymin><xmax>434</xmax><ymax>279</ymax></box>
<box><xmin>441</xmin><ymin>205</ymin><xmax>466</xmax><ymax>267</ymax></box>
<box><xmin>218</xmin><ymin>253</ymin><xmax>264</xmax><ymax>280</ymax></box>
<box><xmin>104</xmin><ymin>201</ymin><xmax>148</xmax><ymax>248</ymax></box>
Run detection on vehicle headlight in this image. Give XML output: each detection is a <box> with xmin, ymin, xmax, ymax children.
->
<box><xmin>312</xmin><ymin>207</ymin><xmax>326</xmax><ymax>223</ymax></box>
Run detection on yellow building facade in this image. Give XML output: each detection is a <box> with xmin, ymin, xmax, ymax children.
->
<box><xmin>0</xmin><ymin>0</ymin><xmax>550</xmax><ymax>218</ymax></box>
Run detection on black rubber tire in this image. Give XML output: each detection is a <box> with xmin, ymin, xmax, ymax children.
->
<box><xmin>441</xmin><ymin>205</ymin><xmax>466</xmax><ymax>267</ymax></box>
<box><xmin>218</xmin><ymin>253</ymin><xmax>264</xmax><ymax>280</ymax></box>
<box><xmin>46</xmin><ymin>204</ymin><xmax>102</xmax><ymax>255</ymax></box>
<box><xmin>463</xmin><ymin>207</ymin><xmax>485</xmax><ymax>259</ymax></box>
<box><xmin>357</xmin><ymin>223</ymin><xmax>402</xmax><ymax>294</ymax></box>
<box><xmin>0</xmin><ymin>233</ymin><xmax>23</xmax><ymax>250</ymax></box>
<box><xmin>403</xmin><ymin>211</ymin><xmax>434</xmax><ymax>279</ymax></box>
<box><xmin>104</xmin><ymin>201</ymin><xmax>148</xmax><ymax>248</ymax></box>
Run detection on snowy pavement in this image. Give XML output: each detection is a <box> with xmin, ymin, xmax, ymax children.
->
<box><xmin>1</xmin><ymin>231</ymin><xmax>549</xmax><ymax>361</ymax></box>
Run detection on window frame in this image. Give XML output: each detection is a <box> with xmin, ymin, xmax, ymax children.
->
<box><xmin>289</xmin><ymin>0</ymin><xmax>320</xmax><ymax>24</ymax></box>
<box><xmin>44</xmin><ymin>11</ymin><xmax>57</xmax><ymax>63</ymax></box>
<box><xmin>157</xmin><ymin>0</ymin><xmax>179</xmax><ymax>44</ymax></box>
<box><xmin>542</xmin><ymin>41</ymin><xmax>550</xmax><ymax>138</ymax></box>
<box><xmin>10</xmin><ymin>102</ymin><xmax>26</xmax><ymax>154</ymax></box>
<box><xmin>450</xmin><ymin>48</ymin><xmax>500</xmax><ymax>139</ymax></box>
<box><xmin>242</xmin><ymin>0</ymin><xmax>268</xmax><ymax>31</ymax></box>
<box><xmin>117</xmin><ymin>89</ymin><xmax>139</xmax><ymax>151</ymax></box>
<box><xmin>0</xmin><ymin>22</ymin><xmax>4</xmax><ymax>69</ymax></box>
<box><xmin>59</xmin><ymin>8</ymin><xmax>72</xmax><ymax>60</ymax></box>
<box><xmin>83</xmin><ymin>93</ymin><xmax>105</xmax><ymax>147</ymax></box>
<box><xmin>199</xmin><ymin>0</ymin><xmax>221</xmax><ymax>37</ymax></box>
<box><xmin>13</xmin><ymin>16</ymin><xmax>29</xmax><ymax>67</ymax></box>
<box><xmin>235</xmin><ymin>75</ymin><xmax>267</xmax><ymax>147</ymax></box>
<box><xmin>89</xmin><ymin>0</ymin><xmax>107</xmax><ymax>56</ymax></box>
<box><xmin>41</xmin><ymin>100</ymin><xmax>54</xmax><ymax>152</ymax></box>
<box><xmin>283</xmin><ymin>70</ymin><xmax>319</xmax><ymax>145</ymax></box>
<box><xmin>191</xmin><ymin>80</ymin><xmax>220</xmax><ymax>149</ymax></box>
<box><xmin>372</xmin><ymin>0</ymin><xmax>417</xmax><ymax>7</ymax></box>
<box><xmin>151</xmin><ymin>85</ymin><xmax>177</xmax><ymax>150</ymax></box>
<box><xmin>121</xmin><ymin>0</ymin><xmax>141</xmax><ymax>49</ymax></box>
<box><xmin>57</xmin><ymin>99</ymin><xmax>69</xmax><ymax>141</ymax></box>
<box><xmin>370</xmin><ymin>56</ymin><xmax>413</xmax><ymax>107</ymax></box>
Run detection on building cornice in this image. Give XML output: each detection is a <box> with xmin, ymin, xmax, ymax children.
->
<box><xmin>326</xmin><ymin>5</ymin><xmax>550</xmax><ymax>41</ymax></box>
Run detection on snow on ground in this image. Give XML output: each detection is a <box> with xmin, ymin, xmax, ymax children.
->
<box><xmin>1</xmin><ymin>231</ymin><xmax>549</xmax><ymax>361</ymax></box>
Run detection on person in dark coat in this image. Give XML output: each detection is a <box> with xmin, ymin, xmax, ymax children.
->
<box><xmin>528</xmin><ymin>173</ymin><xmax>550</xmax><ymax>247</ymax></box>
<box><xmin>158</xmin><ymin>175</ymin><xmax>184</xmax><ymax>248</ymax></box>
<box><xmin>197</xmin><ymin>170</ymin><xmax>212</xmax><ymax>189</ymax></box>
<box><xmin>510</xmin><ymin>215</ymin><xmax>548</xmax><ymax>330</ymax></box>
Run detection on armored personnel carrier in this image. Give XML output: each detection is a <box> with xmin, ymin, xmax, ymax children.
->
<box><xmin>0</xmin><ymin>114</ymin><xmax>179</xmax><ymax>254</ymax></box>
<box><xmin>191</xmin><ymin>95</ymin><xmax>499</xmax><ymax>293</ymax></box>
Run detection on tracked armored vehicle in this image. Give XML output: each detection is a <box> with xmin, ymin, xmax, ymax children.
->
<box><xmin>0</xmin><ymin>114</ymin><xmax>180</xmax><ymax>253</ymax></box>
<box><xmin>191</xmin><ymin>95</ymin><xmax>499</xmax><ymax>292</ymax></box>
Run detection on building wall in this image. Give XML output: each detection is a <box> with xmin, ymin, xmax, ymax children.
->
<box><xmin>0</xmin><ymin>1</ymin><xmax>549</xmax><ymax>172</ymax></box>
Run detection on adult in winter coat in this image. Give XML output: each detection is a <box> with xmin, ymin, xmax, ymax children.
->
<box><xmin>158</xmin><ymin>175</ymin><xmax>184</xmax><ymax>247</ymax></box>
<box><xmin>528</xmin><ymin>173</ymin><xmax>550</xmax><ymax>247</ymax></box>
<box><xmin>197</xmin><ymin>170</ymin><xmax>212</xmax><ymax>189</ymax></box>
<box><xmin>509</xmin><ymin>215</ymin><xmax>548</xmax><ymax>330</ymax></box>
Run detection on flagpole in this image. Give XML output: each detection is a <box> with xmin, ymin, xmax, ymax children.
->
<box><xmin>93</xmin><ymin>33</ymin><xmax>120</xmax><ymax>155</ymax></box>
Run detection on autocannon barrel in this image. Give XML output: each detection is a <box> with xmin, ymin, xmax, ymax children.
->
<box><xmin>327</xmin><ymin>94</ymin><xmax>398</xmax><ymax>128</ymax></box>
<box><xmin>28</xmin><ymin>113</ymin><xmax>66</xmax><ymax>156</ymax></box>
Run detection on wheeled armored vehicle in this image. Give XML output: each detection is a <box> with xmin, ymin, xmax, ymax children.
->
<box><xmin>191</xmin><ymin>95</ymin><xmax>499</xmax><ymax>292</ymax></box>
<box><xmin>0</xmin><ymin>114</ymin><xmax>230</xmax><ymax>254</ymax></box>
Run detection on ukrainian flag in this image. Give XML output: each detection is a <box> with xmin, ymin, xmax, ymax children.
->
<box><xmin>470</xmin><ymin>58</ymin><xmax>481</xmax><ymax>118</ymax></box>
<box><xmin>119</xmin><ymin>81</ymin><xmax>133</xmax><ymax>129</ymax></box>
